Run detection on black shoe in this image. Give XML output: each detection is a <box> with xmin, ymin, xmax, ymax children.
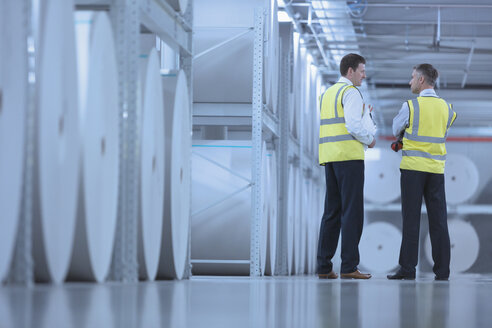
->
<box><xmin>435</xmin><ymin>276</ymin><xmax>449</xmax><ymax>281</ymax></box>
<box><xmin>387</xmin><ymin>271</ymin><xmax>415</xmax><ymax>280</ymax></box>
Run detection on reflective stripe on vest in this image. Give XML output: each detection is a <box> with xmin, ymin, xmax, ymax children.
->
<box><xmin>402</xmin><ymin>150</ymin><xmax>446</xmax><ymax>161</ymax></box>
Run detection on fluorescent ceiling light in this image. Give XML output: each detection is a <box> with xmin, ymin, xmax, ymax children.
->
<box><xmin>278</xmin><ymin>10</ymin><xmax>292</xmax><ymax>22</ymax></box>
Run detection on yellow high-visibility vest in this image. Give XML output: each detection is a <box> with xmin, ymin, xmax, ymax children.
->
<box><xmin>318</xmin><ymin>82</ymin><xmax>364</xmax><ymax>164</ymax></box>
<box><xmin>401</xmin><ymin>96</ymin><xmax>457</xmax><ymax>174</ymax></box>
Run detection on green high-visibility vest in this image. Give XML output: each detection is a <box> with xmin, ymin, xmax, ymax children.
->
<box><xmin>318</xmin><ymin>82</ymin><xmax>364</xmax><ymax>164</ymax></box>
<box><xmin>401</xmin><ymin>96</ymin><xmax>457</xmax><ymax>174</ymax></box>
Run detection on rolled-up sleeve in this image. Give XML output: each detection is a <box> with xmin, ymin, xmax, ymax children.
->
<box><xmin>392</xmin><ymin>102</ymin><xmax>410</xmax><ymax>137</ymax></box>
<box><xmin>343</xmin><ymin>88</ymin><xmax>374</xmax><ymax>146</ymax></box>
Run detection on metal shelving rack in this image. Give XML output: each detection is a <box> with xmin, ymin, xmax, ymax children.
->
<box><xmin>106</xmin><ymin>0</ymin><xmax>194</xmax><ymax>282</ymax></box>
<box><xmin>189</xmin><ymin>7</ymin><xmax>279</xmax><ymax>277</ymax></box>
<box><xmin>7</xmin><ymin>0</ymin><xmax>193</xmax><ymax>285</ymax></box>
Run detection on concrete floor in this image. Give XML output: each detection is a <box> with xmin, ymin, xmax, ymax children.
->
<box><xmin>1</xmin><ymin>274</ymin><xmax>491</xmax><ymax>328</ymax></box>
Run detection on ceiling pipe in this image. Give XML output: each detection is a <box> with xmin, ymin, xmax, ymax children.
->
<box><xmin>306</xmin><ymin>5</ymin><xmax>332</xmax><ymax>68</ymax></box>
<box><xmin>462</xmin><ymin>40</ymin><xmax>476</xmax><ymax>88</ymax></box>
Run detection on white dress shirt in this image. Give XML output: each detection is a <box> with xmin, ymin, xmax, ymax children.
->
<box><xmin>392</xmin><ymin>88</ymin><xmax>439</xmax><ymax>137</ymax></box>
<box><xmin>338</xmin><ymin>77</ymin><xmax>375</xmax><ymax>146</ymax></box>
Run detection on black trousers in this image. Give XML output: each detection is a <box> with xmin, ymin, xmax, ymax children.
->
<box><xmin>399</xmin><ymin>169</ymin><xmax>450</xmax><ymax>278</ymax></box>
<box><xmin>317</xmin><ymin>160</ymin><xmax>364</xmax><ymax>274</ymax></box>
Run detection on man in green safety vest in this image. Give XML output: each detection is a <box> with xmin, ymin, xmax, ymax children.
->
<box><xmin>317</xmin><ymin>53</ymin><xmax>376</xmax><ymax>280</ymax></box>
<box><xmin>388</xmin><ymin>63</ymin><xmax>457</xmax><ymax>281</ymax></box>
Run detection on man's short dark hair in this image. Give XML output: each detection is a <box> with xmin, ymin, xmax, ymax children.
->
<box><xmin>340</xmin><ymin>53</ymin><xmax>366</xmax><ymax>76</ymax></box>
<box><xmin>414</xmin><ymin>63</ymin><xmax>439</xmax><ymax>86</ymax></box>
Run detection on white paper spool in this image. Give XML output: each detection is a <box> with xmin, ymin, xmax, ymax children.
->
<box><xmin>311</xmin><ymin>67</ymin><xmax>322</xmax><ymax>160</ymax></box>
<box><xmin>190</xmin><ymin>141</ymin><xmax>271</xmax><ymax>275</ymax></box>
<box><xmin>364</xmin><ymin>148</ymin><xmax>401</xmax><ymax>204</ymax></box>
<box><xmin>445</xmin><ymin>153</ymin><xmax>479</xmax><ymax>205</ymax></box>
<box><xmin>137</xmin><ymin>48</ymin><xmax>165</xmax><ymax>281</ymax></box>
<box><xmin>265</xmin><ymin>148</ymin><xmax>278</xmax><ymax>276</ymax></box>
<box><xmin>191</xmin><ymin>141</ymin><xmax>251</xmax><ymax>275</ymax></box>
<box><xmin>260</xmin><ymin>142</ymin><xmax>269</xmax><ymax>275</ymax></box>
<box><xmin>265</xmin><ymin>0</ymin><xmax>280</xmax><ymax>113</ymax></box>
<box><xmin>359</xmin><ymin>222</ymin><xmax>401</xmax><ymax>273</ymax></box>
<box><xmin>425</xmin><ymin>219</ymin><xmax>479</xmax><ymax>273</ymax></box>
<box><xmin>279</xmin><ymin>23</ymin><xmax>295</xmax><ymax>135</ymax></box>
<box><xmin>300</xmin><ymin>178</ymin><xmax>311</xmax><ymax>274</ymax></box>
<box><xmin>193</xmin><ymin>0</ymin><xmax>276</xmax><ymax>105</ymax></box>
<box><xmin>33</xmin><ymin>0</ymin><xmax>80</xmax><ymax>283</ymax></box>
<box><xmin>292</xmin><ymin>33</ymin><xmax>303</xmax><ymax>140</ymax></box>
<box><xmin>293</xmin><ymin>167</ymin><xmax>303</xmax><ymax>274</ymax></box>
<box><xmin>158</xmin><ymin>70</ymin><xmax>191</xmax><ymax>280</ymax></box>
<box><xmin>286</xmin><ymin>164</ymin><xmax>295</xmax><ymax>274</ymax></box>
<box><xmin>66</xmin><ymin>11</ymin><xmax>119</xmax><ymax>283</ymax></box>
<box><xmin>165</xmin><ymin>0</ymin><xmax>189</xmax><ymax>13</ymax></box>
<box><xmin>0</xmin><ymin>1</ymin><xmax>26</xmax><ymax>281</ymax></box>
<box><xmin>302</xmin><ymin>52</ymin><xmax>313</xmax><ymax>154</ymax></box>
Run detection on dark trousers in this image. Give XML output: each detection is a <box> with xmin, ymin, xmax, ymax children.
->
<box><xmin>399</xmin><ymin>169</ymin><xmax>450</xmax><ymax>278</ymax></box>
<box><xmin>317</xmin><ymin>160</ymin><xmax>364</xmax><ymax>274</ymax></box>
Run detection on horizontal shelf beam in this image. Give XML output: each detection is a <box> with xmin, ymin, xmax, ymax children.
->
<box><xmin>365</xmin><ymin>203</ymin><xmax>492</xmax><ymax>215</ymax></box>
<box><xmin>140</xmin><ymin>0</ymin><xmax>192</xmax><ymax>54</ymax></box>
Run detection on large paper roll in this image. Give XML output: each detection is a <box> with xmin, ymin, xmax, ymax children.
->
<box><xmin>359</xmin><ymin>222</ymin><xmax>401</xmax><ymax>273</ymax></box>
<box><xmin>301</xmin><ymin>52</ymin><xmax>314</xmax><ymax>154</ymax></box>
<box><xmin>158</xmin><ymin>70</ymin><xmax>191</xmax><ymax>279</ymax></box>
<box><xmin>137</xmin><ymin>48</ymin><xmax>165</xmax><ymax>281</ymax></box>
<box><xmin>67</xmin><ymin>11</ymin><xmax>119</xmax><ymax>283</ymax></box>
<box><xmin>0</xmin><ymin>1</ymin><xmax>26</xmax><ymax>281</ymax></box>
<box><xmin>193</xmin><ymin>0</ymin><xmax>279</xmax><ymax>108</ymax></box>
<box><xmin>190</xmin><ymin>140</ymin><xmax>272</xmax><ymax>276</ymax></box>
<box><xmin>286</xmin><ymin>164</ymin><xmax>295</xmax><ymax>274</ymax></box>
<box><xmin>445</xmin><ymin>153</ymin><xmax>479</xmax><ymax>205</ymax></box>
<box><xmin>279</xmin><ymin>22</ymin><xmax>295</xmax><ymax>135</ymax></box>
<box><xmin>33</xmin><ymin>0</ymin><xmax>80</xmax><ymax>283</ymax></box>
<box><xmin>425</xmin><ymin>219</ymin><xmax>479</xmax><ymax>273</ymax></box>
<box><xmin>260</xmin><ymin>142</ymin><xmax>269</xmax><ymax>275</ymax></box>
<box><xmin>191</xmin><ymin>141</ymin><xmax>251</xmax><ymax>275</ymax></box>
<box><xmin>292</xmin><ymin>33</ymin><xmax>302</xmax><ymax>140</ymax></box>
<box><xmin>265</xmin><ymin>0</ymin><xmax>280</xmax><ymax>113</ymax></box>
<box><xmin>300</xmin><ymin>178</ymin><xmax>311</xmax><ymax>274</ymax></box>
<box><xmin>364</xmin><ymin>148</ymin><xmax>401</xmax><ymax>204</ymax></box>
<box><xmin>265</xmin><ymin>148</ymin><xmax>278</xmax><ymax>275</ymax></box>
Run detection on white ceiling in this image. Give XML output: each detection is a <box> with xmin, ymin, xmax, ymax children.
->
<box><xmin>282</xmin><ymin>0</ymin><xmax>492</xmax><ymax>135</ymax></box>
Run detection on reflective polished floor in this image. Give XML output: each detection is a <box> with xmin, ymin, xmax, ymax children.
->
<box><xmin>1</xmin><ymin>274</ymin><xmax>492</xmax><ymax>328</ymax></box>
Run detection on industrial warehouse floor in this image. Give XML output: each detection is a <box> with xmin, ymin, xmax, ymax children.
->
<box><xmin>1</xmin><ymin>274</ymin><xmax>491</xmax><ymax>328</ymax></box>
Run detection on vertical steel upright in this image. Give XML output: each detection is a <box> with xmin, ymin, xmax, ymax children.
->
<box><xmin>276</xmin><ymin>24</ymin><xmax>293</xmax><ymax>276</ymax></box>
<box><xmin>250</xmin><ymin>8</ymin><xmax>264</xmax><ymax>277</ymax></box>
<box><xmin>8</xmin><ymin>0</ymin><xmax>34</xmax><ymax>286</ymax></box>
<box><xmin>110</xmin><ymin>0</ymin><xmax>140</xmax><ymax>282</ymax></box>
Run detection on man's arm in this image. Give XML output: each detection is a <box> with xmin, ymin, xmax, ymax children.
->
<box><xmin>343</xmin><ymin>88</ymin><xmax>375</xmax><ymax>146</ymax></box>
<box><xmin>392</xmin><ymin>102</ymin><xmax>409</xmax><ymax>137</ymax></box>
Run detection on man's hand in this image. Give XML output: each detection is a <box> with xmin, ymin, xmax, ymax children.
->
<box><xmin>368</xmin><ymin>137</ymin><xmax>376</xmax><ymax>148</ymax></box>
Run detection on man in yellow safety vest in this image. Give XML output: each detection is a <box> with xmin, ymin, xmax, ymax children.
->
<box><xmin>317</xmin><ymin>53</ymin><xmax>376</xmax><ymax>280</ymax></box>
<box><xmin>387</xmin><ymin>63</ymin><xmax>457</xmax><ymax>281</ymax></box>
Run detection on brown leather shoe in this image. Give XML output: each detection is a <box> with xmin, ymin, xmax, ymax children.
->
<box><xmin>340</xmin><ymin>270</ymin><xmax>371</xmax><ymax>279</ymax></box>
<box><xmin>318</xmin><ymin>271</ymin><xmax>338</xmax><ymax>279</ymax></box>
